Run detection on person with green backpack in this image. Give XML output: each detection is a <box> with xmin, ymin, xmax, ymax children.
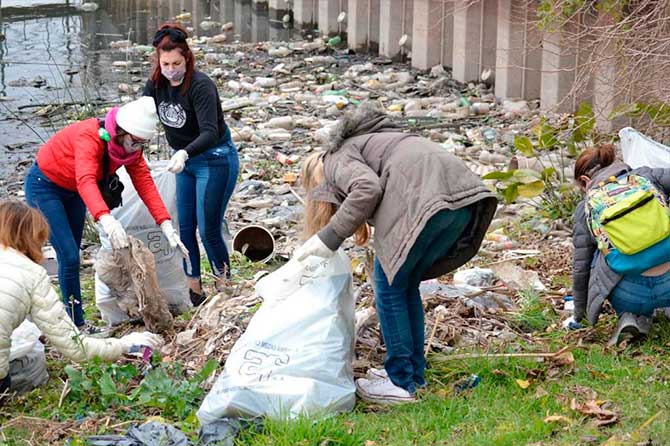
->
<box><xmin>570</xmin><ymin>143</ymin><xmax>670</xmax><ymax>345</ymax></box>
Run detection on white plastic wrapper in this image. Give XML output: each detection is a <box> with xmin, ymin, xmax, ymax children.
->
<box><xmin>9</xmin><ymin>320</ymin><xmax>42</xmax><ymax>362</ymax></box>
<box><xmin>620</xmin><ymin>127</ymin><xmax>670</xmax><ymax>169</ymax></box>
<box><xmin>197</xmin><ymin>251</ymin><xmax>355</xmax><ymax>423</ymax></box>
<box><xmin>96</xmin><ymin>160</ymin><xmax>191</xmax><ymax>325</ymax></box>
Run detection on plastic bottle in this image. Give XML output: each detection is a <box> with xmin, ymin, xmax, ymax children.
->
<box><xmin>454</xmin><ymin>374</ymin><xmax>481</xmax><ymax>393</ymax></box>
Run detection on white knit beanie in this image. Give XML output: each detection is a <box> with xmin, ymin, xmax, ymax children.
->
<box><xmin>116</xmin><ymin>97</ymin><xmax>158</xmax><ymax>140</ymax></box>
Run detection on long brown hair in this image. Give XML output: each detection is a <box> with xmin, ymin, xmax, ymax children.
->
<box><xmin>0</xmin><ymin>201</ymin><xmax>49</xmax><ymax>263</ymax></box>
<box><xmin>574</xmin><ymin>143</ymin><xmax>617</xmax><ymax>189</ymax></box>
<box><xmin>151</xmin><ymin>23</ymin><xmax>195</xmax><ymax>96</ymax></box>
<box><xmin>302</xmin><ymin>153</ymin><xmax>370</xmax><ymax>246</ymax></box>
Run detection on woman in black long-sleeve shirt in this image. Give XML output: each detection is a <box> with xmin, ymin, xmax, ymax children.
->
<box><xmin>144</xmin><ymin>24</ymin><xmax>239</xmax><ymax>304</ymax></box>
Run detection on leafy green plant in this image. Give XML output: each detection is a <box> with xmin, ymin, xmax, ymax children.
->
<box><xmin>130</xmin><ymin>359</ymin><xmax>218</xmax><ymax>419</ymax></box>
<box><xmin>609</xmin><ymin>101</ymin><xmax>670</xmax><ymax>127</ymax></box>
<box><xmin>482</xmin><ymin>102</ymin><xmax>596</xmax><ymax>220</ymax></box>
<box><xmin>537</xmin><ymin>0</ymin><xmax>626</xmax><ymax>31</ymax></box>
<box><xmin>64</xmin><ymin>358</ymin><xmax>218</xmax><ymax>420</ymax></box>
<box><xmin>65</xmin><ymin>358</ymin><xmax>139</xmax><ymax>411</ymax></box>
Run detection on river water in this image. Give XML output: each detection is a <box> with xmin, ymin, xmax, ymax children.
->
<box><xmin>0</xmin><ymin>0</ymin><xmax>309</xmax><ymax>189</ymax></box>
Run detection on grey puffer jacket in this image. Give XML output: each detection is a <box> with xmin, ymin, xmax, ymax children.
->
<box><xmin>313</xmin><ymin>103</ymin><xmax>498</xmax><ymax>284</ymax></box>
<box><xmin>572</xmin><ymin>162</ymin><xmax>670</xmax><ymax>325</ymax></box>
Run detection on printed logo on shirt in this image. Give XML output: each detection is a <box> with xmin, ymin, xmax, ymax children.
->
<box><xmin>158</xmin><ymin>102</ymin><xmax>187</xmax><ymax>128</ymax></box>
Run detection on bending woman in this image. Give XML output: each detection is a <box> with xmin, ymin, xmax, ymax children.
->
<box><xmin>25</xmin><ymin>97</ymin><xmax>183</xmax><ymax>331</ymax></box>
<box><xmin>296</xmin><ymin>103</ymin><xmax>497</xmax><ymax>404</ymax></box>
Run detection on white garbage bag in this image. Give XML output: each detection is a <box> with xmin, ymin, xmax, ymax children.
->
<box><xmin>197</xmin><ymin>251</ymin><xmax>355</xmax><ymax>423</ymax></box>
<box><xmin>9</xmin><ymin>320</ymin><xmax>49</xmax><ymax>393</ymax></box>
<box><xmin>95</xmin><ymin>273</ymin><xmax>133</xmax><ymax>326</ymax></box>
<box><xmin>620</xmin><ymin>127</ymin><xmax>670</xmax><ymax>169</ymax></box>
<box><xmin>9</xmin><ymin>320</ymin><xmax>41</xmax><ymax>362</ymax></box>
<box><xmin>96</xmin><ymin>161</ymin><xmax>191</xmax><ymax>324</ymax></box>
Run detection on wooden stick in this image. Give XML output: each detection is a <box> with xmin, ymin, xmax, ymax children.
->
<box><xmin>288</xmin><ymin>186</ymin><xmax>305</xmax><ymax>205</ymax></box>
<box><xmin>425</xmin><ymin>312</ymin><xmax>444</xmax><ymax>356</ymax></box>
<box><xmin>435</xmin><ymin>346</ymin><xmax>572</xmax><ymax>361</ymax></box>
<box><xmin>58</xmin><ymin>380</ymin><xmax>69</xmax><ymax>409</ymax></box>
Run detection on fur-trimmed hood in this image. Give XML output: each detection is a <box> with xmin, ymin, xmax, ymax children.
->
<box><xmin>326</xmin><ymin>102</ymin><xmax>399</xmax><ymax>153</ymax></box>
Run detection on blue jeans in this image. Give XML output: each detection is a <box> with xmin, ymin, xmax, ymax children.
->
<box><xmin>25</xmin><ymin>163</ymin><xmax>87</xmax><ymax>326</ymax></box>
<box><xmin>176</xmin><ymin>138</ymin><xmax>239</xmax><ymax>278</ymax></box>
<box><xmin>609</xmin><ymin>272</ymin><xmax>670</xmax><ymax>317</ymax></box>
<box><xmin>374</xmin><ymin>207</ymin><xmax>472</xmax><ymax>394</ymax></box>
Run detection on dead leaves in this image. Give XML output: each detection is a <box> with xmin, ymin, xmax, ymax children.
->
<box><xmin>570</xmin><ymin>398</ymin><xmax>619</xmax><ymax>427</ymax></box>
<box><xmin>544</xmin><ymin>385</ymin><xmax>619</xmax><ymax>430</ymax></box>
<box><xmin>544</xmin><ymin>414</ymin><xmax>574</xmax><ymax>425</ymax></box>
<box><xmin>515</xmin><ymin>379</ymin><xmax>531</xmax><ymax>389</ymax></box>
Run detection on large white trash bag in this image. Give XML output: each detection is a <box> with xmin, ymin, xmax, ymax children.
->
<box><xmin>197</xmin><ymin>251</ymin><xmax>356</xmax><ymax>423</ymax></box>
<box><xmin>620</xmin><ymin>127</ymin><xmax>670</xmax><ymax>169</ymax></box>
<box><xmin>9</xmin><ymin>320</ymin><xmax>41</xmax><ymax>362</ymax></box>
<box><xmin>9</xmin><ymin>320</ymin><xmax>49</xmax><ymax>393</ymax></box>
<box><xmin>96</xmin><ymin>161</ymin><xmax>191</xmax><ymax>325</ymax></box>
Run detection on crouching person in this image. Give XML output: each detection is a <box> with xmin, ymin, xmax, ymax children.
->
<box><xmin>570</xmin><ymin>144</ymin><xmax>670</xmax><ymax>345</ymax></box>
<box><xmin>0</xmin><ymin>201</ymin><xmax>163</xmax><ymax>397</ymax></box>
<box><xmin>295</xmin><ymin>103</ymin><xmax>497</xmax><ymax>404</ymax></box>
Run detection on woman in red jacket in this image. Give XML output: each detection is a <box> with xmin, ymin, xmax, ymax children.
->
<box><xmin>24</xmin><ymin>97</ymin><xmax>185</xmax><ymax>331</ymax></box>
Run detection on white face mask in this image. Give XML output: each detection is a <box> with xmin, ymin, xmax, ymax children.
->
<box><xmin>123</xmin><ymin>135</ymin><xmax>146</xmax><ymax>154</ymax></box>
<box><xmin>161</xmin><ymin>66</ymin><xmax>186</xmax><ymax>83</ymax></box>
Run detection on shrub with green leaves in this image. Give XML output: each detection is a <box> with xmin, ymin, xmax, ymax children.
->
<box><xmin>482</xmin><ymin>102</ymin><xmax>597</xmax><ymax>221</ymax></box>
<box><xmin>64</xmin><ymin>358</ymin><xmax>218</xmax><ymax>420</ymax></box>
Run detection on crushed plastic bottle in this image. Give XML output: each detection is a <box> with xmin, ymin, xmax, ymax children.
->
<box><xmin>454</xmin><ymin>374</ymin><xmax>481</xmax><ymax>393</ymax></box>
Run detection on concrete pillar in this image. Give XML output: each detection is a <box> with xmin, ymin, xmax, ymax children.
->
<box><xmin>269</xmin><ymin>0</ymin><xmax>291</xmax><ymax>22</ymax></box>
<box><xmin>540</xmin><ymin>22</ymin><xmax>577</xmax><ymax>112</ymax></box>
<box><xmin>251</xmin><ymin>1</ymin><xmax>270</xmax><ymax>42</ymax></box>
<box><xmin>269</xmin><ymin>0</ymin><xmax>289</xmax><ymax>10</ymax></box>
<box><xmin>452</xmin><ymin>0</ymin><xmax>498</xmax><ymax>82</ymax></box>
<box><xmin>495</xmin><ymin>0</ymin><xmax>542</xmax><ymax>99</ymax></box>
<box><xmin>294</xmin><ymin>0</ymin><xmax>317</xmax><ymax>26</ymax></box>
<box><xmin>220</xmin><ymin>0</ymin><xmax>235</xmax><ymax>23</ymax></box>
<box><xmin>380</xmin><ymin>0</ymin><xmax>413</xmax><ymax>60</ymax></box>
<box><xmin>592</xmin><ymin>12</ymin><xmax>623</xmax><ymax>131</ymax></box>
<box><xmin>452</xmin><ymin>0</ymin><xmax>482</xmax><ymax>82</ymax></box>
<box><xmin>439</xmin><ymin>1</ymin><xmax>454</xmax><ymax>68</ymax></box>
<box><xmin>347</xmin><ymin>0</ymin><xmax>380</xmax><ymax>52</ymax></box>
<box><xmin>480</xmin><ymin>0</ymin><xmax>498</xmax><ymax>73</ymax></box>
<box><xmin>411</xmin><ymin>0</ymin><xmax>442</xmax><ymax>70</ymax></box>
<box><xmin>235</xmin><ymin>0</ymin><xmax>252</xmax><ymax>42</ymax></box>
<box><xmin>319</xmin><ymin>0</ymin><xmax>347</xmax><ymax>35</ymax></box>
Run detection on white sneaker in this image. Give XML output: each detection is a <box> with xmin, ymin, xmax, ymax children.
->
<box><xmin>355</xmin><ymin>377</ymin><xmax>417</xmax><ymax>404</ymax></box>
<box><xmin>366</xmin><ymin>367</ymin><xmax>388</xmax><ymax>380</ymax></box>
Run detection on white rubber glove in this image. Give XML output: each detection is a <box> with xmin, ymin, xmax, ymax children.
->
<box><xmin>99</xmin><ymin>214</ymin><xmax>129</xmax><ymax>249</ymax></box>
<box><xmin>160</xmin><ymin>220</ymin><xmax>189</xmax><ymax>257</ymax></box>
<box><xmin>119</xmin><ymin>331</ymin><xmax>164</xmax><ymax>352</ymax></box>
<box><xmin>167</xmin><ymin>150</ymin><xmax>189</xmax><ymax>174</ymax></box>
<box><xmin>561</xmin><ymin>315</ymin><xmax>583</xmax><ymax>330</ymax></box>
<box><xmin>294</xmin><ymin>234</ymin><xmax>335</xmax><ymax>262</ymax></box>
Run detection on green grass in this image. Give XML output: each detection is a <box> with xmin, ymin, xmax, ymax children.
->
<box><xmin>235</xmin><ymin>328</ymin><xmax>670</xmax><ymax>446</ymax></box>
<box><xmin>5</xmin><ymin>263</ymin><xmax>670</xmax><ymax>445</ymax></box>
<box><xmin>511</xmin><ymin>288</ymin><xmax>559</xmax><ymax>333</ymax></box>
<box><xmin>4</xmin><ymin>320</ymin><xmax>670</xmax><ymax>445</ymax></box>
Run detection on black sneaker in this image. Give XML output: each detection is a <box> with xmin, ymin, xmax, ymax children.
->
<box><xmin>190</xmin><ymin>289</ymin><xmax>207</xmax><ymax>307</ymax></box>
<box><xmin>77</xmin><ymin>322</ymin><xmax>102</xmax><ymax>337</ymax></box>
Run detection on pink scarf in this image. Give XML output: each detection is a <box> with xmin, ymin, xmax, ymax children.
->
<box><xmin>104</xmin><ymin>107</ymin><xmax>143</xmax><ymax>166</ymax></box>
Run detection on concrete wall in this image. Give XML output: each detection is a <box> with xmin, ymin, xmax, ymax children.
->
<box><xmin>273</xmin><ymin>0</ymin><xmax>618</xmax><ymax>128</ymax></box>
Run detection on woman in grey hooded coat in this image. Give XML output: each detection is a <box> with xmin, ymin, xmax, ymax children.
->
<box><xmin>295</xmin><ymin>103</ymin><xmax>497</xmax><ymax>404</ymax></box>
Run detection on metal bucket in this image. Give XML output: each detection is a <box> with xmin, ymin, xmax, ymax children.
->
<box><xmin>232</xmin><ymin>225</ymin><xmax>276</xmax><ymax>263</ymax></box>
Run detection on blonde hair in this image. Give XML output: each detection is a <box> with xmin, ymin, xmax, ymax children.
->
<box><xmin>0</xmin><ymin>201</ymin><xmax>49</xmax><ymax>263</ymax></box>
<box><xmin>302</xmin><ymin>153</ymin><xmax>370</xmax><ymax>246</ymax></box>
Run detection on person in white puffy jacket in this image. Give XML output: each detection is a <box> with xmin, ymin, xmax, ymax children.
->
<box><xmin>0</xmin><ymin>201</ymin><xmax>163</xmax><ymax>395</ymax></box>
